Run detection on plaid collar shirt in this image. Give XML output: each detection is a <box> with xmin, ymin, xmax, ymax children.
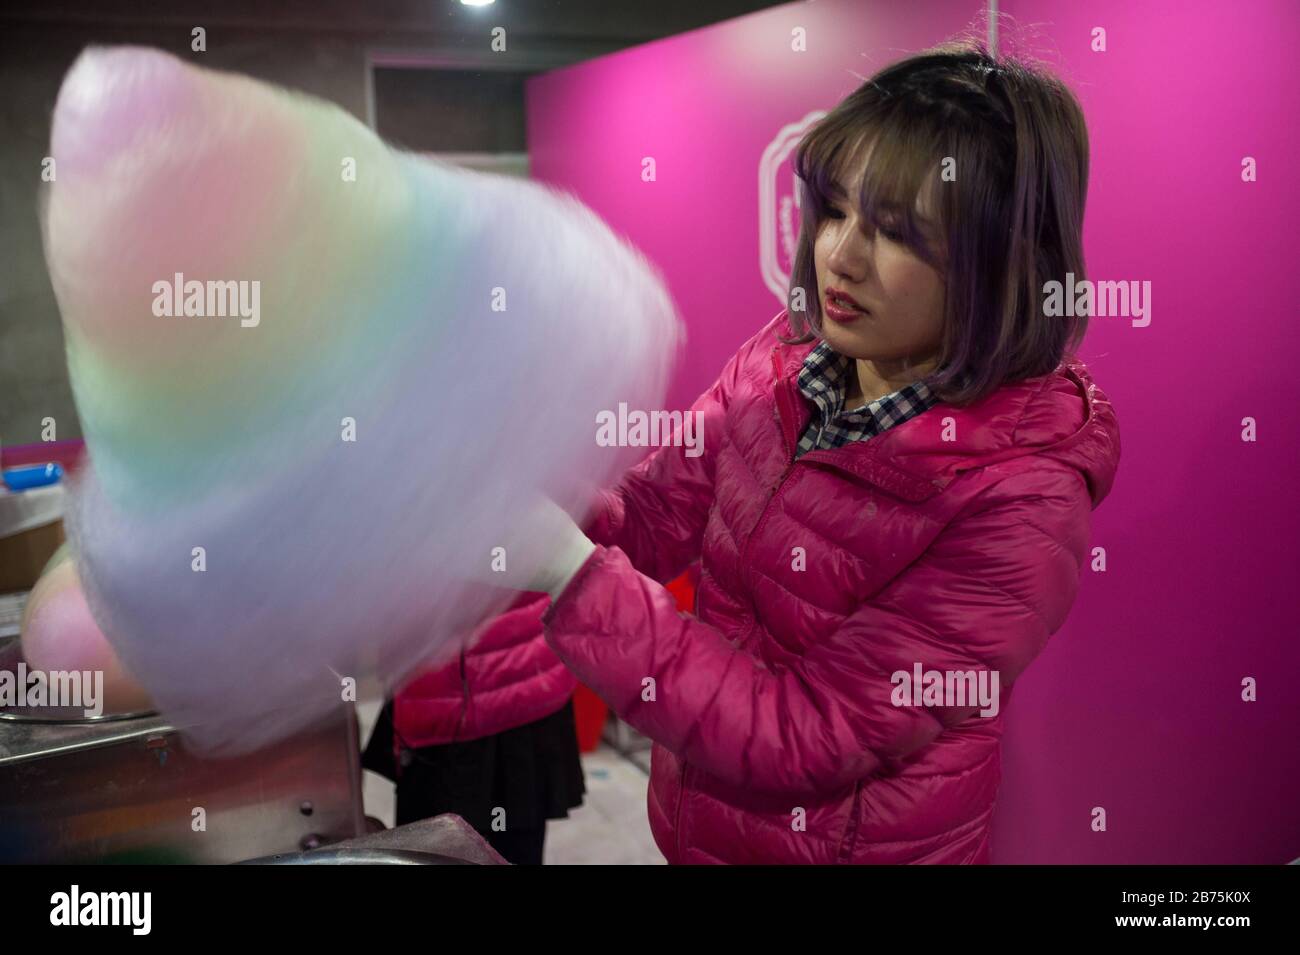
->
<box><xmin>795</xmin><ymin>340</ymin><xmax>937</xmax><ymax>458</ymax></box>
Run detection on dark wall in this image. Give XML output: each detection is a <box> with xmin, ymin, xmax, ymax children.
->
<box><xmin>0</xmin><ymin>23</ymin><xmax>368</xmax><ymax>446</ymax></box>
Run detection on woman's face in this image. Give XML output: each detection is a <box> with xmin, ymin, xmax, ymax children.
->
<box><xmin>813</xmin><ymin>164</ymin><xmax>946</xmax><ymax>369</ymax></box>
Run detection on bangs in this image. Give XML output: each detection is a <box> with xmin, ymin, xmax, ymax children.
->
<box><xmin>795</xmin><ymin>104</ymin><xmax>949</xmax><ymax>268</ymax></box>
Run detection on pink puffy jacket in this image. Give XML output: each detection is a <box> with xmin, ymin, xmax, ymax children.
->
<box><xmin>395</xmin><ymin>593</ymin><xmax>575</xmax><ymax>746</ymax></box>
<box><xmin>542</xmin><ymin>309</ymin><xmax>1120</xmax><ymax>864</ymax></box>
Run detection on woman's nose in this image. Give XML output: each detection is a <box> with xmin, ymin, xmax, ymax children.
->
<box><xmin>827</xmin><ymin>227</ymin><xmax>870</xmax><ymax>282</ymax></box>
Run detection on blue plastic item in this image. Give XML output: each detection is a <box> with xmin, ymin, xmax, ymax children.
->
<box><xmin>2</xmin><ymin>463</ymin><xmax>64</xmax><ymax>491</ymax></box>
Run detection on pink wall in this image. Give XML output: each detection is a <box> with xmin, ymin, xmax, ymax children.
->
<box><xmin>991</xmin><ymin>0</ymin><xmax>1300</xmax><ymax>864</ymax></box>
<box><xmin>527</xmin><ymin>0</ymin><xmax>1300</xmax><ymax>863</ymax></box>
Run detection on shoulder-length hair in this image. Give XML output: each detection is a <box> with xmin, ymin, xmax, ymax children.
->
<box><xmin>784</xmin><ymin>40</ymin><xmax>1090</xmax><ymax>405</ymax></box>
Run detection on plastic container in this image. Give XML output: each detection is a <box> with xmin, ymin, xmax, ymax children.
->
<box><xmin>2</xmin><ymin>463</ymin><xmax>64</xmax><ymax>491</ymax></box>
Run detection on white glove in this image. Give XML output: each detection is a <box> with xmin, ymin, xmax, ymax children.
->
<box><xmin>487</xmin><ymin>495</ymin><xmax>597</xmax><ymax>602</ymax></box>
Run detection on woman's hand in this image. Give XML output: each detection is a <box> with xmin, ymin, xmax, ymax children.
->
<box><xmin>482</xmin><ymin>495</ymin><xmax>596</xmax><ymax>602</ymax></box>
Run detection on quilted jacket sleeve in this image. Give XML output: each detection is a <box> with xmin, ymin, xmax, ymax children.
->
<box><xmin>580</xmin><ymin>315</ymin><xmax>779</xmax><ymax>585</ymax></box>
<box><xmin>544</xmin><ymin>467</ymin><xmax>1091</xmax><ymax>795</ymax></box>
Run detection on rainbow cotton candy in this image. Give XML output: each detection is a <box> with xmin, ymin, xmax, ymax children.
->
<box><xmin>41</xmin><ymin>47</ymin><xmax>682</xmax><ymax>755</ymax></box>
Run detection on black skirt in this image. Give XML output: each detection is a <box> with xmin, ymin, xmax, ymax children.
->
<box><xmin>366</xmin><ymin>698</ymin><xmax>587</xmax><ymax>836</ymax></box>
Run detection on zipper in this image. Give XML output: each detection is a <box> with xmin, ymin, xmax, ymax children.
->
<box><xmin>744</xmin><ymin>347</ymin><xmax>846</xmax><ymax>575</ymax></box>
<box><xmin>674</xmin><ymin>758</ymin><xmax>687</xmax><ymax>861</ymax></box>
<box><xmin>739</xmin><ymin>342</ymin><xmax>936</xmax><ymax>864</ymax></box>
<box><xmin>743</xmin><ymin>349</ymin><xmax>803</xmax><ymax>566</ymax></box>
<box><xmin>835</xmin><ymin>780</ymin><xmax>864</xmax><ymax>863</ymax></box>
<box><xmin>769</xmin><ymin>345</ymin><xmax>945</xmax><ymax>501</ymax></box>
<box><xmin>770</xmin><ymin>347</ymin><xmax>802</xmax><ymax>459</ymax></box>
<box><xmin>451</xmin><ymin>647</ymin><xmax>470</xmax><ymax>742</ymax></box>
<box><xmin>767</xmin><ymin>345</ymin><xmax>891</xmax><ymax>476</ymax></box>
<box><xmin>741</xmin><ymin>465</ymin><xmax>799</xmax><ymax>580</ymax></box>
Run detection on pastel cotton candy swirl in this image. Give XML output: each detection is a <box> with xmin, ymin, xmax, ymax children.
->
<box><xmin>41</xmin><ymin>46</ymin><xmax>682</xmax><ymax>755</ymax></box>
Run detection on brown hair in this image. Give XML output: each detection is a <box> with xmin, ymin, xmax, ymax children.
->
<box><xmin>784</xmin><ymin>40</ymin><xmax>1090</xmax><ymax>405</ymax></box>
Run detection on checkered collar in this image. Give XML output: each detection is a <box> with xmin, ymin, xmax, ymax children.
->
<box><xmin>795</xmin><ymin>340</ymin><xmax>937</xmax><ymax>456</ymax></box>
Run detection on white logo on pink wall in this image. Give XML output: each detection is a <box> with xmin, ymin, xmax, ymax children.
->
<box><xmin>758</xmin><ymin>110</ymin><xmax>827</xmax><ymax>305</ymax></box>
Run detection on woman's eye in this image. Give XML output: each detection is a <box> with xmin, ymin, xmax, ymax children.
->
<box><xmin>822</xmin><ymin>202</ymin><xmax>904</xmax><ymax>242</ymax></box>
<box><xmin>876</xmin><ymin>220</ymin><xmax>905</xmax><ymax>242</ymax></box>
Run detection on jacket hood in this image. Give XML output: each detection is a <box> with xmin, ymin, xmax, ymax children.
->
<box><xmin>889</xmin><ymin>357</ymin><xmax>1119</xmax><ymax>508</ymax></box>
<box><xmin>773</xmin><ymin>321</ymin><xmax>1120</xmax><ymax>509</ymax></box>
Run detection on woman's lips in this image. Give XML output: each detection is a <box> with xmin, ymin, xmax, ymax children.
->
<box><xmin>824</xmin><ymin>292</ymin><xmax>868</xmax><ymax>323</ymax></box>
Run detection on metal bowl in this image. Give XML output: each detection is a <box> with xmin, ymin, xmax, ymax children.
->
<box><xmin>238</xmin><ymin>847</ymin><xmax>474</xmax><ymax>865</ymax></box>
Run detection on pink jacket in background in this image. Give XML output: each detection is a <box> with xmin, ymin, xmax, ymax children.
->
<box><xmin>395</xmin><ymin>593</ymin><xmax>575</xmax><ymax>746</ymax></box>
<box><xmin>543</xmin><ymin>309</ymin><xmax>1120</xmax><ymax>864</ymax></box>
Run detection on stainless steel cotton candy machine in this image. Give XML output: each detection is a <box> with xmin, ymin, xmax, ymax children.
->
<box><xmin>0</xmin><ymin>622</ymin><xmax>502</xmax><ymax>865</ymax></box>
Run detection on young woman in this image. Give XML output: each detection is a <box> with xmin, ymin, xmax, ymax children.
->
<box><xmin>520</xmin><ymin>42</ymin><xmax>1121</xmax><ymax>864</ymax></box>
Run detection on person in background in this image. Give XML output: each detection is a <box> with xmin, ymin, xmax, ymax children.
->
<box><xmin>363</xmin><ymin>592</ymin><xmax>585</xmax><ymax>866</ymax></box>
